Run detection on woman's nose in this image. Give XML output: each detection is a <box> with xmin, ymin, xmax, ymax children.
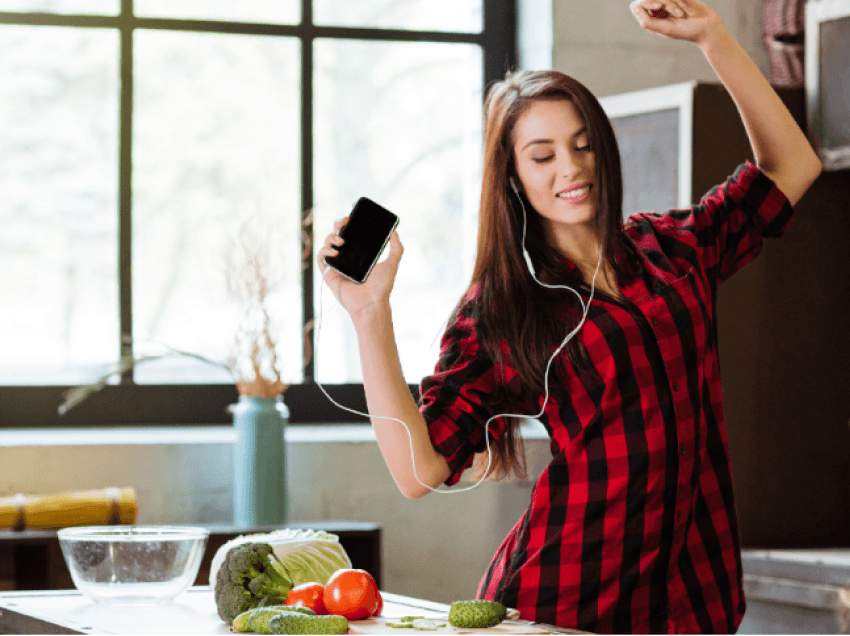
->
<box><xmin>558</xmin><ymin>152</ymin><xmax>583</xmax><ymax>180</ymax></box>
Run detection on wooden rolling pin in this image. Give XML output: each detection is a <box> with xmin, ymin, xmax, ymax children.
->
<box><xmin>0</xmin><ymin>487</ymin><xmax>138</xmax><ymax>530</ymax></box>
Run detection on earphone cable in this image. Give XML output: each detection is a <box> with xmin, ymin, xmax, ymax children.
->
<box><xmin>315</xmin><ymin>189</ymin><xmax>600</xmax><ymax>493</ymax></box>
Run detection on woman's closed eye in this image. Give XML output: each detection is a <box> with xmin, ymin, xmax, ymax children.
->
<box><xmin>531</xmin><ymin>146</ymin><xmax>591</xmax><ymax>163</ymax></box>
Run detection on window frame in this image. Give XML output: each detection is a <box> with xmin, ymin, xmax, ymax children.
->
<box><xmin>0</xmin><ymin>0</ymin><xmax>516</xmax><ymax>427</ymax></box>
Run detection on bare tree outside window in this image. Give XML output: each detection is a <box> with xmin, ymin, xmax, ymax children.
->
<box><xmin>132</xmin><ymin>30</ymin><xmax>301</xmax><ymax>385</ymax></box>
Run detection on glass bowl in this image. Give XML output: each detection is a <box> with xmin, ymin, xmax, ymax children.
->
<box><xmin>57</xmin><ymin>525</ymin><xmax>209</xmax><ymax>605</ymax></box>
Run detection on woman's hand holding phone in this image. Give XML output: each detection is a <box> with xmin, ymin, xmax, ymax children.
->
<box><xmin>317</xmin><ymin>215</ymin><xmax>404</xmax><ymax>322</ymax></box>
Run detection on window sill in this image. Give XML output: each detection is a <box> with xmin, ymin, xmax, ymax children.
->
<box><xmin>0</xmin><ymin>420</ymin><xmax>548</xmax><ymax>447</ymax></box>
<box><xmin>0</xmin><ymin>425</ymin><xmax>372</xmax><ymax>447</ymax></box>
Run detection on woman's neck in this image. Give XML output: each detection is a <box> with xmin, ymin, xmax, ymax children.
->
<box><xmin>560</xmin><ymin>243</ymin><xmax>604</xmax><ymax>272</ymax></box>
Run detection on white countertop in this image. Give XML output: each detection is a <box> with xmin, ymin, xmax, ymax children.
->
<box><xmin>0</xmin><ymin>587</ymin><xmax>452</xmax><ymax>635</ymax></box>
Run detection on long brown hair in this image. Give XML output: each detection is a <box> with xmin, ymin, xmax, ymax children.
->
<box><xmin>460</xmin><ymin>70</ymin><xmax>640</xmax><ymax>482</ymax></box>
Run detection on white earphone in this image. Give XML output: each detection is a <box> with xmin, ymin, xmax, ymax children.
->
<box><xmin>315</xmin><ymin>179</ymin><xmax>601</xmax><ymax>493</ymax></box>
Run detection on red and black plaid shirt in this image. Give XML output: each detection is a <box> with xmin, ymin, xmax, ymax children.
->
<box><xmin>419</xmin><ymin>162</ymin><xmax>794</xmax><ymax>634</ymax></box>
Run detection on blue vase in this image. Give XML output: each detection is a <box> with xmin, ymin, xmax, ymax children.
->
<box><xmin>230</xmin><ymin>395</ymin><xmax>289</xmax><ymax>527</ymax></box>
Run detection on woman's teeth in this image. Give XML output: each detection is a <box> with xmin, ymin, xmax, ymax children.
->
<box><xmin>556</xmin><ymin>185</ymin><xmax>591</xmax><ymax>202</ymax></box>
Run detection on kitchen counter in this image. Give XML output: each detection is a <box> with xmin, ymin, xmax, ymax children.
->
<box><xmin>0</xmin><ymin>587</ymin><xmax>586</xmax><ymax>635</ymax></box>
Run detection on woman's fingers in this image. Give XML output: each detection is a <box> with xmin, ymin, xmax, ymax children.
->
<box><xmin>317</xmin><ymin>220</ymin><xmax>349</xmax><ymax>278</ymax></box>
<box><xmin>333</xmin><ymin>215</ymin><xmax>349</xmax><ymax>233</ymax></box>
<box><xmin>318</xmin><ymin>241</ymin><xmax>341</xmax><ymax>260</ymax></box>
<box><xmin>317</xmin><ymin>217</ymin><xmax>348</xmax><ymax>263</ymax></box>
<box><xmin>631</xmin><ymin>0</ymin><xmax>687</xmax><ymax>20</ymax></box>
<box><xmin>630</xmin><ymin>1</ymin><xmax>654</xmax><ymax>20</ymax></box>
<box><xmin>386</xmin><ymin>231</ymin><xmax>403</xmax><ymax>264</ymax></box>
<box><xmin>667</xmin><ymin>0</ymin><xmax>688</xmax><ymax>17</ymax></box>
<box><xmin>630</xmin><ymin>0</ymin><xmax>711</xmax><ymax>42</ymax></box>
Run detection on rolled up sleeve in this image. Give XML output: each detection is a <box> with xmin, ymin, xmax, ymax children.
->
<box><xmin>634</xmin><ymin>161</ymin><xmax>794</xmax><ymax>285</ymax></box>
<box><xmin>418</xmin><ymin>297</ymin><xmax>518</xmax><ymax>486</ymax></box>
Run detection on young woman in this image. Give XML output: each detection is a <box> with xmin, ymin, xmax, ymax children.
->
<box><xmin>317</xmin><ymin>0</ymin><xmax>821</xmax><ymax>632</ymax></box>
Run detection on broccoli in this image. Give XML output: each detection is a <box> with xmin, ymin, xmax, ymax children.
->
<box><xmin>214</xmin><ymin>542</ymin><xmax>294</xmax><ymax>624</ymax></box>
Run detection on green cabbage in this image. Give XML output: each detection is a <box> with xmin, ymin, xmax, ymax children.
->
<box><xmin>209</xmin><ymin>528</ymin><xmax>352</xmax><ymax>589</ymax></box>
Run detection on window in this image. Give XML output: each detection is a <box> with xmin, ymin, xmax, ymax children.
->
<box><xmin>0</xmin><ymin>0</ymin><xmax>516</xmax><ymax>426</ymax></box>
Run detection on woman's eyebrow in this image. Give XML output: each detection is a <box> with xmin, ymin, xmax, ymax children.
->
<box><xmin>521</xmin><ymin>126</ymin><xmax>588</xmax><ymax>152</ymax></box>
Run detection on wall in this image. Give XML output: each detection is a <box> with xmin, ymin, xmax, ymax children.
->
<box><xmin>552</xmin><ymin>0</ymin><xmax>768</xmax><ymax>97</ymax></box>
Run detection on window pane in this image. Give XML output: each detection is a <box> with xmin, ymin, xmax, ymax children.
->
<box><xmin>0</xmin><ymin>25</ymin><xmax>119</xmax><ymax>385</ymax></box>
<box><xmin>313</xmin><ymin>40</ymin><xmax>483</xmax><ymax>384</ymax></box>
<box><xmin>133</xmin><ymin>31</ymin><xmax>301</xmax><ymax>385</ymax></box>
<box><xmin>0</xmin><ymin>0</ymin><xmax>118</xmax><ymax>14</ymax></box>
<box><xmin>134</xmin><ymin>0</ymin><xmax>299</xmax><ymax>25</ymax></box>
<box><xmin>313</xmin><ymin>0</ymin><xmax>482</xmax><ymax>33</ymax></box>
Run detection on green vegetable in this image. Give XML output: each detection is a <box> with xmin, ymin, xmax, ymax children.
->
<box><xmin>248</xmin><ymin>608</ymin><xmax>299</xmax><ymax>634</ymax></box>
<box><xmin>232</xmin><ymin>610</ymin><xmax>253</xmax><ymax>632</ymax></box>
<box><xmin>210</xmin><ymin>528</ymin><xmax>352</xmax><ymax>590</ymax></box>
<box><xmin>387</xmin><ymin>617</ymin><xmax>445</xmax><ymax>630</ymax></box>
<box><xmin>233</xmin><ymin>605</ymin><xmax>318</xmax><ymax>632</ymax></box>
<box><xmin>267</xmin><ymin>605</ymin><xmax>316</xmax><ymax>616</ymax></box>
<box><xmin>269</xmin><ymin>613</ymin><xmax>349</xmax><ymax>635</ymax></box>
<box><xmin>249</xmin><ymin>608</ymin><xmax>286</xmax><ymax>634</ymax></box>
<box><xmin>231</xmin><ymin>607</ymin><xmax>318</xmax><ymax>634</ymax></box>
<box><xmin>448</xmin><ymin>600</ymin><xmax>507</xmax><ymax>628</ymax></box>
<box><xmin>213</xmin><ymin>542</ymin><xmax>295</xmax><ymax>624</ymax></box>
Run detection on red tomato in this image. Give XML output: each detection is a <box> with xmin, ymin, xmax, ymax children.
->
<box><xmin>323</xmin><ymin>569</ymin><xmax>379</xmax><ymax>620</ymax></box>
<box><xmin>372</xmin><ymin>589</ymin><xmax>383</xmax><ymax>617</ymax></box>
<box><xmin>285</xmin><ymin>582</ymin><xmax>327</xmax><ymax>615</ymax></box>
<box><xmin>364</xmin><ymin>573</ymin><xmax>382</xmax><ymax>616</ymax></box>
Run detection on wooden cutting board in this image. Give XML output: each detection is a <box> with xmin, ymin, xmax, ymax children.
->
<box><xmin>348</xmin><ymin>616</ymin><xmax>587</xmax><ymax>634</ymax></box>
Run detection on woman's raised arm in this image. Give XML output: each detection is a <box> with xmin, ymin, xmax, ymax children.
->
<box><xmin>630</xmin><ymin>0</ymin><xmax>822</xmax><ymax>205</ymax></box>
<box><xmin>317</xmin><ymin>220</ymin><xmax>451</xmax><ymax>498</ymax></box>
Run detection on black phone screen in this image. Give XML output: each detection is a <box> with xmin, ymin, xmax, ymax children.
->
<box><xmin>323</xmin><ymin>197</ymin><xmax>400</xmax><ymax>283</ymax></box>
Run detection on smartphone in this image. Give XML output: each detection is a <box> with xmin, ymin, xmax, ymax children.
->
<box><xmin>323</xmin><ymin>197</ymin><xmax>400</xmax><ymax>284</ymax></box>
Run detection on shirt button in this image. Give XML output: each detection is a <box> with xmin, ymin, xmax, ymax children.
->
<box><xmin>680</xmin><ymin>444</ymin><xmax>686</xmax><ymax>457</ymax></box>
<box><xmin>651</xmin><ymin>318</ymin><xmax>658</xmax><ymax>327</ymax></box>
<box><xmin>672</xmin><ymin>382</ymin><xmax>679</xmax><ymax>392</ymax></box>
<box><xmin>677</xmin><ymin>511</ymin><xmax>683</xmax><ymax>522</ymax></box>
<box><xmin>667</xmin><ymin>574</ymin><xmax>673</xmax><ymax>583</ymax></box>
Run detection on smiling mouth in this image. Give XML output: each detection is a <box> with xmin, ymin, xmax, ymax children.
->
<box><xmin>556</xmin><ymin>184</ymin><xmax>592</xmax><ymax>203</ymax></box>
